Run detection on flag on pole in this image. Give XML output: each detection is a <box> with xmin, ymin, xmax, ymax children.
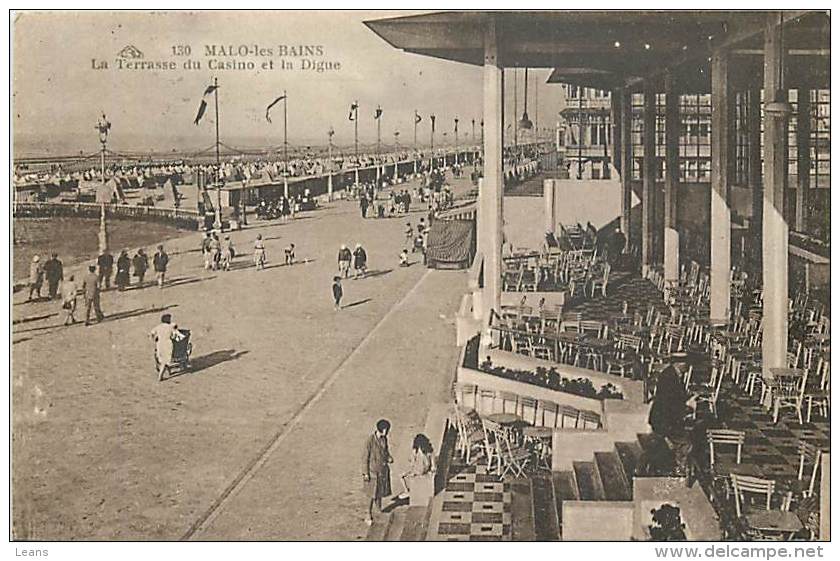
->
<box><xmin>374</xmin><ymin>107</ymin><xmax>383</xmax><ymax>120</ymax></box>
<box><xmin>415</xmin><ymin>111</ymin><xmax>422</xmax><ymax>124</ymax></box>
<box><xmin>193</xmin><ymin>100</ymin><xmax>208</xmax><ymax>125</ymax></box>
<box><xmin>328</xmin><ymin>127</ymin><xmax>335</xmax><ymax>138</ymax></box>
<box><xmin>265</xmin><ymin>94</ymin><xmax>287</xmax><ymax>123</ymax></box>
<box><xmin>454</xmin><ymin>118</ymin><xmax>459</xmax><ymax>133</ymax></box>
<box><xmin>430</xmin><ymin>114</ymin><xmax>436</xmax><ymax>132</ymax></box>
<box><xmin>348</xmin><ymin>103</ymin><xmax>358</xmax><ymax>121</ymax></box>
<box><xmin>193</xmin><ymin>82</ymin><xmax>219</xmax><ymax>125</ymax></box>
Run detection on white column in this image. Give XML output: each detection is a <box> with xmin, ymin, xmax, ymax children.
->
<box><xmin>327</xmin><ymin>173</ymin><xmax>333</xmax><ymax>200</ymax></box>
<box><xmin>762</xmin><ymin>16</ymin><xmax>789</xmax><ymax>373</ymax></box>
<box><xmin>664</xmin><ymin>75</ymin><xmax>680</xmax><ymax>284</ymax></box>
<box><xmin>642</xmin><ymin>83</ymin><xmax>656</xmax><ymax>276</ymax></box>
<box><xmin>543</xmin><ymin>178</ymin><xmax>556</xmax><ymax>235</ymax></box>
<box><xmin>481</xmin><ymin>18</ymin><xmax>504</xmax><ymax>324</ymax></box>
<box><xmin>619</xmin><ymin>88</ymin><xmax>632</xmax><ymax>248</ymax></box>
<box><xmin>710</xmin><ymin>52</ymin><xmax>731</xmax><ymax>320</ymax></box>
<box><xmin>795</xmin><ymin>87</ymin><xmax>810</xmax><ymax>232</ymax></box>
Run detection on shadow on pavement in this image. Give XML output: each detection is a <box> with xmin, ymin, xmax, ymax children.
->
<box><xmin>184</xmin><ymin>349</ymin><xmax>250</xmax><ymax>375</ymax></box>
<box><xmin>163</xmin><ymin>276</ymin><xmax>216</xmax><ymax>289</ymax></box>
<box><xmin>362</xmin><ymin>269</ymin><xmax>393</xmax><ymax>279</ymax></box>
<box><xmin>342</xmin><ymin>298</ymin><xmax>372</xmax><ymax>309</ymax></box>
<box><xmin>100</xmin><ymin>304</ymin><xmax>178</xmax><ymax>324</ymax></box>
<box><xmin>13</xmin><ymin>312</ymin><xmax>57</xmax><ymax>325</ymax></box>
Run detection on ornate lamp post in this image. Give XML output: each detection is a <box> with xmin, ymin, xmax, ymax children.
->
<box><xmin>95</xmin><ymin>113</ymin><xmax>111</xmax><ymax>254</ymax></box>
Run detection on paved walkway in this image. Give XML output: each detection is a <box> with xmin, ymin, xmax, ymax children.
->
<box><xmin>12</xmin><ymin>191</ymin><xmax>466</xmax><ymax>540</ymax></box>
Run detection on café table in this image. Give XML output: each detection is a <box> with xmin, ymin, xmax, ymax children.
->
<box><xmin>579</xmin><ymin>336</ymin><xmax>614</xmax><ymax>371</ymax></box>
<box><xmin>758</xmin><ymin>368</ymin><xmax>806</xmax><ymax>409</ymax></box>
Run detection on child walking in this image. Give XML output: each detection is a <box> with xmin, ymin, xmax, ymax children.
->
<box><xmin>332</xmin><ymin>276</ymin><xmax>343</xmax><ymax>311</ymax></box>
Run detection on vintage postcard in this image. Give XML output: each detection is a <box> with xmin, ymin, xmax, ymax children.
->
<box><xmin>9</xmin><ymin>8</ymin><xmax>831</xmax><ymax>550</ymax></box>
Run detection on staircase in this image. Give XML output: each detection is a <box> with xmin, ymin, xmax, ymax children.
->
<box><xmin>528</xmin><ymin>432</ymin><xmax>668</xmax><ymax>540</ymax></box>
<box><xmin>367</xmin><ymin>504</ymin><xmax>434</xmax><ymax>541</ymax></box>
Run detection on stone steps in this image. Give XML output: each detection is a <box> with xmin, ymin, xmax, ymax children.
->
<box><xmin>510</xmin><ymin>478</ymin><xmax>536</xmax><ymax>541</ymax></box>
<box><xmin>572</xmin><ymin>461</ymin><xmax>606</xmax><ymax>501</ymax></box>
<box><xmin>594</xmin><ymin>451</ymin><xmax>632</xmax><ymax>501</ymax></box>
<box><xmin>530</xmin><ymin>475</ymin><xmax>561</xmax><ymax>541</ymax></box>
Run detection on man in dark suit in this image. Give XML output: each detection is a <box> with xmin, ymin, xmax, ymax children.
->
<box><xmin>362</xmin><ymin>419</ymin><xmax>393</xmax><ymax>526</ymax></box>
<box><xmin>82</xmin><ymin>264</ymin><xmax>104</xmax><ymax>325</ymax></box>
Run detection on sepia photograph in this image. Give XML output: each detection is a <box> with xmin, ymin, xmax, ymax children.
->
<box><xmin>7</xmin><ymin>6</ymin><xmax>832</xmax><ymax>549</ymax></box>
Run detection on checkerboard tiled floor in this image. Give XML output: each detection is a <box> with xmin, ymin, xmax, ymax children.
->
<box><xmin>426</xmin><ymin>465</ymin><xmax>512</xmax><ymax>541</ymax></box>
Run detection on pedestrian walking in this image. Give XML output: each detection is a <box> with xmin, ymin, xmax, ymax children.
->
<box><xmin>332</xmin><ymin>276</ymin><xmax>343</xmax><ymax>311</ymax></box>
<box><xmin>115</xmin><ymin>249</ymin><xmax>131</xmax><ymax>291</ymax></box>
<box><xmin>338</xmin><ymin>244</ymin><xmax>352</xmax><ymax>278</ymax></box>
<box><xmin>82</xmin><ymin>264</ymin><xmax>104</xmax><ymax>325</ymax></box>
<box><xmin>399</xmin><ymin>248</ymin><xmax>409</xmax><ymax>267</ymax></box>
<box><xmin>362</xmin><ymin>419</ymin><xmax>394</xmax><ymax>525</ymax></box>
<box><xmin>353</xmin><ymin>243</ymin><xmax>368</xmax><ymax>279</ymax></box>
<box><xmin>43</xmin><ymin>253</ymin><xmax>63</xmax><ymax>300</ymax></box>
<box><xmin>284</xmin><ymin>243</ymin><xmax>296</xmax><ymax>266</ymax></box>
<box><xmin>153</xmin><ymin>245</ymin><xmax>168</xmax><ymax>288</ymax></box>
<box><xmin>61</xmin><ymin>274</ymin><xmax>78</xmax><ymax>325</ymax></box>
<box><xmin>209</xmin><ymin>233</ymin><xmax>221</xmax><ymax>271</ymax></box>
<box><xmin>27</xmin><ymin>255</ymin><xmax>44</xmax><ymax>302</ymax></box>
<box><xmin>201</xmin><ymin>232</ymin><xmax>213</xmax><ymax>270</ymax></box>
<box><xmin>360</xmin><ymin>193</ymin><xmax>369</xmax><ymax>219</ymax></box>
<box><xmin>404</xmin><ymin>222</ymin><xmax>414</xmax><ymax>247</ymax></box>
<box><xmin>97</xmin><ymin>250</ymin><xmax>114</xmax><ymax>290</ymax></box>
<box><xmin>133</xmin><ymin>249</ymin><xmax>148</xmax><ymax>286</ymax></box>
<box><xmin>254</xmin><ymin>234</ymin><xmax>267</xmax><ymax>270</ymax></box>
<box><xmin>222</xmin><ymin>236</ymin><xmax>235</xmax><ymax>271</ymax></box>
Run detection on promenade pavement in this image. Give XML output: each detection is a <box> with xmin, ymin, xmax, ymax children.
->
<box><xmin>11</xmin><ymin>192</ymin><xmax>466</xmax><ymax>540</ymax></box>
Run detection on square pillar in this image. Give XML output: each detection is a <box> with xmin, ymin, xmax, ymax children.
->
<box><xmin>480</xmin><ymin>18</ymin><xmax>504</xmax><ymax>324</ymax></box>
<box><xmin>611</xmin><ymin>89</ymin><xmax>622</xmax><ymax>174</ymax></box>
<box><xmin>795</xmin><ymin>87</ymin><xmax>811</xmax><ymax>232</ymax></box>
<box><xmin>620</xmin><ymin>88</ymin><xmax>632</xmax><ymax>247</ymax></box>
<box><xmin>710</xmin><ymin>52</ymin><xmax>732</xmax><ymax>320</ymax></box>
<box><xmin>642</xmin><ymin>83</ymin><xmax>657</xmax><ymax>276</ymax></box>
<box><xmin>748</xmin><ymin>88</ymin><xmax>763</xmax><ymax>273</ymax></box>
<box><xmin>543</xmin><ymin>178</ymin><xmax>556</xmax><ymax>235</ymax></box>
<box><xmin>762</xmin><ymin>15</ymin><xmax>789</xmax><ymax>373</ymax></box>
<box><xmin>663</xmin><ymin>75</ymin><xmax>680</xmax><ymax>284</ymax></box>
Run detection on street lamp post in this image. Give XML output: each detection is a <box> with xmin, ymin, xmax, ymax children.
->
<box><xmin>212</xmin><ymin>77</ymin><xmax>223</xmax><ymax>231</ymax></box>
<box><xmin>95</xmin><ymin>113</ymin><xmax>111</xmax><ymax>254</ymax></box>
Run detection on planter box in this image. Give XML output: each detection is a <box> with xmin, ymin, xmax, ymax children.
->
<box><xmin>457</xmin><ymin>365</ymin><xmax>604</xmax><ymax>415</ymax></box>
<box><xmin>485</xmin><ymin>348</ymin><xmax>645</xmax><ymax>404</ymax></box>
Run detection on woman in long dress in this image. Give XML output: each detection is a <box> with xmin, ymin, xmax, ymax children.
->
<box><xmin>115</xmin><ymin>249</ymin><xmax>131</xmax><ymax>291</ymax></box>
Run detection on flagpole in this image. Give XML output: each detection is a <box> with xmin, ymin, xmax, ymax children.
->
<box><xmin>430</xmin><ymin>115</ymin><xmax>435</xmax><ymax>170</ymax></box>
<box><xmin>376</xmin><ymin>105</ymin><xmax>381</xmax><ymax>184</ymax></box>
<box><xmin>283</xmin><ymin>90</ymin><xmax>289</xmax><ymax>198</ymax></box>
<box><xmin>213</xmin><ymin>77</ymin><xmax>222</xmax><ymax>231</ymax></box>
<box><xmin>327</xmin><ymin>129</ymin><xmax>333</xmax><ymax>200</ymax></box>
<box><xmin>354</xmin><ymin>100</ymin><xmax>359</xmax><ymax>188</ymax></box>
<box><xmin>455</xmin><ymin>117</ymin><xmax>459</xmax><ymax>166</ymax></box>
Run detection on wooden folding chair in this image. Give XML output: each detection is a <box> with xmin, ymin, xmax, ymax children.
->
<box><xmin>558</xmin><ymin>404</ymin><xmax>580</xmax><ymax>428</ymax></box>
<box><xmin>538</xmin><ymin>400</ymin><xmax>559</xmax><ymax>428</ymax></box>
<box><xmin>518</xmin><ymin>396</ymin><xmax>538</xmax><ymax>425</ymax></box>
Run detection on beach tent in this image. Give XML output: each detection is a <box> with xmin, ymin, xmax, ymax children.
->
<box><xmin>425</xmin><ymin>219</ymin><xmax>475</xmax><ymax>270</ymax></box>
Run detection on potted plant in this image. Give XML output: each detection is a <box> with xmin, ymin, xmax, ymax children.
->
<box><xmin>649</xmin><ymin>504</ymin><xmax>687</xmax><ymax>541</ymax></box>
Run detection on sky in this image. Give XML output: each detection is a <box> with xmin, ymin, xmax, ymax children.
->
<box><xmin>12</xmin><ymin>10</ymin><xmax>567</xmax><ymax>157</ymax></box>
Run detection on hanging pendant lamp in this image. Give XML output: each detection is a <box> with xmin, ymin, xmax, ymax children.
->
<box><xmin>519</xmin><ymin>68</ymin><xmax>533</xmax><ymax>130</ymax></box>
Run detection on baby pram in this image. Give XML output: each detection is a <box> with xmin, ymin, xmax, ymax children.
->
<box><xmin>155</xmin><ymin>328</ymin><xmax>192</xmax><ymax>379</ymax></box>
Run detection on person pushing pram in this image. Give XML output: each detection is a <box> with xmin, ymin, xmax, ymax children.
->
<box><xmin>150</xmin><ymin>313</ymin><xmax>190</xmax><ymax>381</ymax></box>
